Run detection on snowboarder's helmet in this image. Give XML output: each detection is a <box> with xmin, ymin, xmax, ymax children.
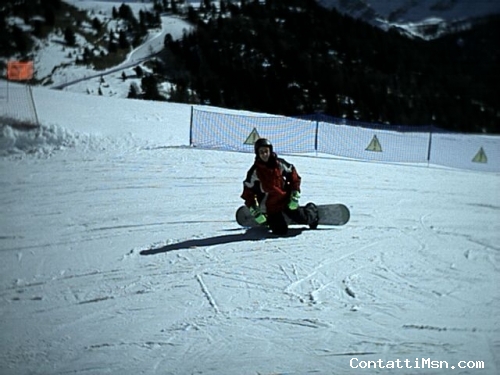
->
<box><xmin>254</xmin><ymin>138</ymin><xmax>273</xmax><ymax>155</ymax></box>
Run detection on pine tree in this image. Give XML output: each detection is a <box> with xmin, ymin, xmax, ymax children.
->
<box><xmin>118</xmin><ymin>30</ymin><xmax>130</xmax><ymax>49</ymax></box>
<box><xmin>141</xmin><ymin>74</ymin><xmax>162</xmax><ymax>100</ymax></box>
<box><xmin>64</xmin><ymin>27</ymin><xmax>76</xmax><ymax>46</ymax></box>
<box><xmin>128</xmin><ymin>82</ymin><xmax>140</xmax><ymax>98</ymax></box>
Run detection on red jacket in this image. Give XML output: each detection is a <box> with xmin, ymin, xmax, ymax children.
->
<box><xmin>241</xmin><ymin>153</ymin><xmax>301</xmax><ymax>214</ymax></box>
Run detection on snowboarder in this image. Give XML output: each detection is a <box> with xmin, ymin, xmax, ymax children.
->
<box><xmin>241</xmin><ymin>138</ymin><xmax>319</xmax><ymax>235</ymax></box>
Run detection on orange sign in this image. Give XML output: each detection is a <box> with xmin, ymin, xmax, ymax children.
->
<box><xmin>7</xmin><ymin>61</ymin><xmax>34</xmax><ymax>80</ymax></box>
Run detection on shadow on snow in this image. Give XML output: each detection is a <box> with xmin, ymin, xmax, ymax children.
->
<box><xmin>140</xmin><ymin>227</ymin><xmax>308</xmax><ymax>255</ymax></box>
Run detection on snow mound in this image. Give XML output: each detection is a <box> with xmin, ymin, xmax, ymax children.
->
<box><xmin>0</xmin><ymin>121</ymin><xmax>77</xmax><ymax>158</ymax></box>
<box><xmin>0</xmin><ymin>119</ymin><xmax>144</xmax><ymax>158</ymax></box>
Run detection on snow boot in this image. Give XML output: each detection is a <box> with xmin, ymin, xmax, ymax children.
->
<box><xmin>305</xmin><ymin>202</ymin><xmax>319</xmax><ymax>229</ymax></box>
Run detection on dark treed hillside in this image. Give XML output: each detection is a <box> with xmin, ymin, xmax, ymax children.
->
<box><xmin>164</xmin><ymin>0</ymin><xmax>499</xmax><ymax>133</ymax></box>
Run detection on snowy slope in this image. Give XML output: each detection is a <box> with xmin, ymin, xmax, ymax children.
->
<box><xmin>19</xmin><ymin>0</ymin><xmax>192</xmax><ymax>95</ymax></box>
<box><xmin>0</xmin><ymin>85</ymin><xmax>499</xmax><ymax>374</ymax></box>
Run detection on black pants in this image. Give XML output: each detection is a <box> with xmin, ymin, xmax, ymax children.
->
<box><xmin>267</xmin><ymin>206</ymin><xmax>311</xmax><ymax>235</ymax></box>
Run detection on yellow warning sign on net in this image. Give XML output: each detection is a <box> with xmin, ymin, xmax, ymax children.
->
<box><xmin>244</xmin><ymin>128</ymin><xmax>261</xmax><ymax>145</ymax></box>
<box><xmin>366</xmin><ymin>135</ymin><xmax>382</xmax><ymax>152</ymax></box>
<box><xmin>472</xmin><ymin>147</ymin><xmax>487</xmax><ymax>163</ymax></box>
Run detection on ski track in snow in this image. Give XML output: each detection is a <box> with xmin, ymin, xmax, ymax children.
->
<box><xmin>1</xmin><ymin>141</ymin><xmax>499</xmax><ymax>374</ymax></box>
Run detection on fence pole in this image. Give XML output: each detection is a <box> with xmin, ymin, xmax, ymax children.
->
<box><xmin>28</xmin><ymin>85</ymin><xmax>40</xmax><ymax>126</ymax></box>
<box><xmin>426</xmin><ymin>126</ymin><xmax>433</xmax><ymax>168</ymax></box>
<box><xmin>189</xmin><ymin>106</ymin><xmax>194</xmax><ymax>146</ymax></box>
<box><xmin>314</xmin><ymin>120</ymin><xmax>319</xmax><ymax>154</ymax></box>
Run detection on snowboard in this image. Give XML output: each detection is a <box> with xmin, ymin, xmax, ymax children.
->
<box><xmin>236</xmin><ymin>203</ymin><xmax>350</xmax><ymax>228</ymax></box>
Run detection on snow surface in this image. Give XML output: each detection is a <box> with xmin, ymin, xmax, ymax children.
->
<box><xmin>1</xmin><ymin>1</ymin><xmax>499</xmax><ymax>374</ymax></box>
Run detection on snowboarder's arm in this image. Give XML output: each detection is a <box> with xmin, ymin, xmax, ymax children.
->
<box><xmin>241</xmin><ymin>166</ymin><xmax>263</xmax><ymax>207</ymax></box>
<box><xmin>279</xmin><ymin>158</ymin><xmax>301</xmax><ymax>192</ymax></box>
<box><xmin>241</xmin><ymin>187</ymin><xmax>257</xmax><ymax>208</ymax></box>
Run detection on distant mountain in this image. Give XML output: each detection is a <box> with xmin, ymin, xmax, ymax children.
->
<box><xmin>317</xmin><ymin>0</ymin><xmax>500</xmax><ymax>39</ymax></box>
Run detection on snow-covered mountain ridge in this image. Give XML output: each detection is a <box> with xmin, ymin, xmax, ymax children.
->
<box><xmin>318</xmin><ymin>0</ymin><xmax>500</xmax><ymax>39</ymax></box>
